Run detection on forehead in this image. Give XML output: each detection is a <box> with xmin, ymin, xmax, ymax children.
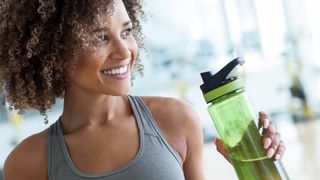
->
<box><xmin>96</xmin><ymin>0</ymin><xmax>131</xmax><ymax>26</ymax></box>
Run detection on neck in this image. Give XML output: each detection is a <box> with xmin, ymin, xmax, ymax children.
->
<box><xmin>61</xmin><ymin>87</ymin><xmax>131</xmax><ymax>133</ymax></box>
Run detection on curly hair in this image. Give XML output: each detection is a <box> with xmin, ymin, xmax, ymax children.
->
<box><xmin>0</xmin><ymin>0</ymin><xmax>145</xmax><ymax>122</ymax></box>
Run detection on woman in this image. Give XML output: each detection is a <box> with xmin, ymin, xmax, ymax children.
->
<box><xmin>1</xmin><ymin>0</ymin><xmax>285</xmax><ymax>179</ymax></box>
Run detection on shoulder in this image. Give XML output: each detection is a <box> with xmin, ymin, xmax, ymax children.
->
<box><xmin>139</xmin><ymin>96</ymin><xmax>203</xmax><ymax>153</ymax></box>
<box><xmin>139</xmin><ymin>96</ymin><xmax>201</xmax><ymax>133</ymax></box>
<box><xmin>139</xmin><ymin>96</ymin><xmax>204</xmax><ymax>179</ymax></box>
<box><xmin>3</xmin><ymin>129</ymin><xmax>48</xmax><ymax>180</ymax></box>
<box><xmin>139</xmin><ymin>96</ymin><xmax>199</xmax><ymax>122</ymax></box>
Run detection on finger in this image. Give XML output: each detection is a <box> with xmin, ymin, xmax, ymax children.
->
<box><xmin>274</xmin><ymin>140</ymin><xmax>286</xmax><ymax>160</ymax></box>
<box><xmin>266</xmin><ymin>132</ymin><xmax>281</xmax><ymax>158</ymax></box>
<box><xmin>214</xmin><ymin>138</ymin><xmax>232</xmax><ymax>163</ymax></box>
<box><xmin>262</xmin><ymin>120</ymin><xmax>275</xmax><ymax>136</ymax></box>
<box><xmin>263</xmin><ymin>137</ymin><xmax>272</xmax><ymax>149</ymax></box>
<box><xmin>262</xmin><ymin>121</ymin><xmax>276</xmax><ymax>149</ymax></box>
<box><xmin>259</xmin><ymin>111</ymin><xmax>269</xmax><ymax>129</ymax></box>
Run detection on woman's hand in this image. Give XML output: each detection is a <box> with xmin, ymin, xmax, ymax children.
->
<box><xmin>258</xmin><ymin>111</ymin><xmax>286</xmax><ymax>160</ymax></box>
<box><xmin>214</xmin><ymin>111</ymin><xmax>286</xmax><ymax>162</ymax></box>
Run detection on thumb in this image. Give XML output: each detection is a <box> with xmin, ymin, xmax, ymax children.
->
<box><xmin>214</xmin><ymin>138</ymin><xmax>232</xmax><ymax>163</ymax></box>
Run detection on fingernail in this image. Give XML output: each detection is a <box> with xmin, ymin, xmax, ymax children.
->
<box><xmin>275</xmin><ymin>154</ymin><xmax>281</xmax><ymax>160</ymax></box>
<box><xmin>267</xmin><ymin>148</ymin><xmax>275</xmax><ymax>158</ymax></box>
<box><xmin>264</xmin><ymin>120</ymin><xmax>269</xmax><ymax>129</ymax></box>
<box><xmin>264</xmin><ymin>138</ymin><xmax>272</xmax><ymax>149</ymax></box>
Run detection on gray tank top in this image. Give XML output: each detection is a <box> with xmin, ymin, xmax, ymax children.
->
<box><xmin>46</xmin><ymin>95</ymin><xmax>185</xmax><ymax>180</ymax></box>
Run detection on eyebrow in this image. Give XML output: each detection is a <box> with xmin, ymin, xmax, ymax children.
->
<box><xmin>93</xmin><ymin>21</ymin><xmax>132</xmax><ymax>33</ymax></box>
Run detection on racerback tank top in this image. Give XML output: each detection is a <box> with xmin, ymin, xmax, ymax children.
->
<box><xmin>46</xmin><ymin>95</ymin><xmax>185</xmax><ymax>180</ymax></box>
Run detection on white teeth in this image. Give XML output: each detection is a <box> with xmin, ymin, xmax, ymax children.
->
<box><xmin>102</xmin><ymin>65</ymin><xmax>128</xmax><ymax>76</ymax></box>
<box><xmin>123</xmin><ymin>67</ymin><xmax>127</xmax><ymax>72</ymax></box>
<box><xmin>120</xmin><ymin>67</ymin><xmax>125</xmax><ymax>73</ymax></box>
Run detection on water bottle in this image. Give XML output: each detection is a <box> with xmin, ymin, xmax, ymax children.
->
<box><xmin>200</xmin><ymin>57</ymin><xmax>289</xmax><ymax>180</ymax></box>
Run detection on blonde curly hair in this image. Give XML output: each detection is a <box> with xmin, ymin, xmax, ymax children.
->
<box><xmin>0</xmin><ymin>0</ymin><xmax>144</xmax><ymax>122</ymax></box>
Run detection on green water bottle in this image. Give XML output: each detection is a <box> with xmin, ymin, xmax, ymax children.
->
<box><xmin>200</xmin><ymin>57</ymin><xmax>289</xmax><ymax>180</ymax></box>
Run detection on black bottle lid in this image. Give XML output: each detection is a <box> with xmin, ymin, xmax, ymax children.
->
<box><xmin>200</xmin><ymin>57</ymin><xmax>245</xmax><ymax>95</ymax></box>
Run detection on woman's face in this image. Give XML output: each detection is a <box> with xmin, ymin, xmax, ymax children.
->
<box><xmin>68</xmin><ymin>0</ymin><xmax>138</xmax><ymax>96</ymax></box>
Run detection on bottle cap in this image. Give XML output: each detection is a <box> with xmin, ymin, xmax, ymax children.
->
<box><xmin>200</xmin><ymin>57</ymin><xmax>245</xmax><ymax>103</ymax></box>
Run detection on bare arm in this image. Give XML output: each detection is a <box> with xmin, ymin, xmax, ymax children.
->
<box><xmin>182</xmin><ymin>104</ymin><xmax>205</xmax><ymax>180</ymax></box>
<box><xmin>3</xmin><ymin>132</ymin><xmax>47</xmax><ymax>180</ymax></box>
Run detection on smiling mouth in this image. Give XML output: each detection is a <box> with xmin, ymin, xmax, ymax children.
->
<box><xmin>100</xmin><ymin>64</ymin><xmax>129</xmax><ymax>76</ymax></box>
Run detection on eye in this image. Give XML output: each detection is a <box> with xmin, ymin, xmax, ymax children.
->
<box><xmin>121</xmin><ymin>28</ymin><xmax>132</xmax><ymax>37</ymax></box>
<box><xmin>96</xmin><ymin>34</ymin><xmax>109</xmax><ymax>43</ymax></box>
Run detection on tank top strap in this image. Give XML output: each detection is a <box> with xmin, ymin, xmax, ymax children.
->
<box><xmin>46</xmin><ymin>120</ymin><xmax>66</xmax><ymax>178</ymax></box>
<box><xmin>127</xmin><ymin>95</ymin><xmax>183</xmax><ymax>165</ymax></box>
<box><xmin>128</xmin><ymin>95</ymin><xmax>160</xmax><ymax>137</ymax></box>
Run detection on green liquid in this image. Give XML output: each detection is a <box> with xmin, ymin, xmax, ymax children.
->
<box><xmin>231</xmin><ymin>158</ymin><xmax>283</xmax><ymax>180</ymax></box>
<box><xmin>227</xmin><ymin>121</ymin><xmax>288</xmax><ymax>180</ymax></box>
<box><xmin>207</xmin><ymin>90</ymin><xmax>289</xmax><ymax>180</ymax></box>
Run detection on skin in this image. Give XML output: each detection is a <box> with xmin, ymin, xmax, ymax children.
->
<box><xmin>3</xmin><ymin>1</ymin><xmax>285</xmax><ymax>180</ymax></box>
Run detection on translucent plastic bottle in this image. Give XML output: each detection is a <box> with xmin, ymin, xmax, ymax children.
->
<box><xmin>200</xmin><ymin>57</ymin><xmax>289</xmax><ymax>180</ymax></box>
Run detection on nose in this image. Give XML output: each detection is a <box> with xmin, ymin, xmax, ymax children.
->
<box><xmin>109</xmin><ymin>39</ymin><xmax>131</xmax><ymax>60</ymax></box>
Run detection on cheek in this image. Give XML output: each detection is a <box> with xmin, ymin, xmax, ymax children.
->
<box><xmin>74</xmin><ymin>54</ymin><xmax>102</xmax><ymax>79</ymax></box>
<box><xmin>129</xmin><ymin>38</ymin><xmax>139</xmax><ymax>60</ymax></box>
<box><xmin>80</xmin><ymin>51</ymin><xmax>103</xmax><ymax>69</ymax></box>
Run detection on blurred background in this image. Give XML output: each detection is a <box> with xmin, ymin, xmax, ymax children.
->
<box><xmin>0</xmin><ymin>0</ymin><xmax>319</xmax><ymax>179</ymax></box>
